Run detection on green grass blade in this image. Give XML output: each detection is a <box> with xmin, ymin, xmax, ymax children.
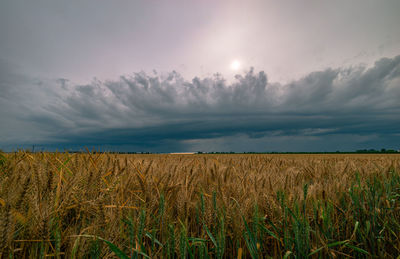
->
<box><xmin>145</xmin><ymin>232</ymin><xmax>163</xmax><ymax>247</ymax></box>
<box><xmin>203</xmin><ymin>223</ymin><xmax>217</xmax><ymax>248</ymax></box>
<box><xmin>345</xmin><ymin>243</ymin><xmax>370</xmax><ymax>255</ymax></box>
<box><xmin>257</xmin><ymin>222</ymin><xmax>280</xmax><ymax>242</ymax></box>
<box><xmin>79</xmin><ymin>235</ymin><xmax>150</xmax><ymax>259</ymax></box>
<box><xmin>308</xmin><ymin>240</ymin><xmax>349</xmax><ymax>256</ymax></box>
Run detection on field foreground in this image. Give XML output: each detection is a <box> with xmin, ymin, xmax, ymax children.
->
<box><xmin>0</xmin><ymin>152</ymin><xmax>399</xmax><ymax>258</ymax></box>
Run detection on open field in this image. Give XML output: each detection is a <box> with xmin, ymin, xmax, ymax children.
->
<box><xmin>0</xmin><ymin>152</ymin><xmax>399</xmax><ymax>258</ymax></box>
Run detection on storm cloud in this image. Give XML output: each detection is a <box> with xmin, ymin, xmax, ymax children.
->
<box><xmin>1</xmin><ymin>55</ymin><xmax>399</xmax><ymax>152</ymax></box>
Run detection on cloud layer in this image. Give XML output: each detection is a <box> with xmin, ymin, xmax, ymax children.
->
<box><xmin>1</xmin><ymin>55</ymin><xmax>400</xmax><ymax>152</ymax></box>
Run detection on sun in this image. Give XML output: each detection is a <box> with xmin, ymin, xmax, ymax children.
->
<box><xmin>230</xmin><ymin>59</ymin><xmax>241</xmax><ymax>71</ymax></box>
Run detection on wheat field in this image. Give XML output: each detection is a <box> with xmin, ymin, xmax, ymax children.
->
<box><xmin>0</xmin><ymin>152</ymin><xmax>399</xmax><ymax>258</ymax></box>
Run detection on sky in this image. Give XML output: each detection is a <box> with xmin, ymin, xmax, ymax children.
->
<box><xmin>0</xmin><ymin>0</ymin><xmax>400</xmax><ymax>152</ymax></box>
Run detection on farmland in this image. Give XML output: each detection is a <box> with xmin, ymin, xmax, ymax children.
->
<box><xmin>0</xmin><ymin>152</ymin><xmax>399</xmax><ymax>258</ymax></box>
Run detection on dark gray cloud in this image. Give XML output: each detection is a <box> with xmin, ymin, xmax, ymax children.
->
<box><xmin>1</xmin><ymin>55</ymin><xmax>400</xmax><ymax>152</ymax></box>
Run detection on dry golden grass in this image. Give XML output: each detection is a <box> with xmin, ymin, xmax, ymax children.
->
<box><xmin>0</xmin><ymin>152</ymin><xmax>399</xmax><ymax>258</ymax></box>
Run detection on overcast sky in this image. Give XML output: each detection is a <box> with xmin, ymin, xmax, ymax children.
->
<box><xmin>1</xmin><ymin>0</ymin><xmax>400</xmax><ymax>152</ymax></box>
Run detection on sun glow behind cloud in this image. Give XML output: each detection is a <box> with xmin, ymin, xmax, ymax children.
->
<box><xmin>230</xmin><ymin>60</ymin><xmax>241</xmax><ymax>71</ymax></box>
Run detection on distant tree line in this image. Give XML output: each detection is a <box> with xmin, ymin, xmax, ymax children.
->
<box><xmin>2</xmin><ymin>148</ymin><xmax>399</xmax><ymax>154</ymax></box>
<box><xmin>355</xmin><ymin>149</ymin><xmax>399</xmax><ymax>154</ymax></box>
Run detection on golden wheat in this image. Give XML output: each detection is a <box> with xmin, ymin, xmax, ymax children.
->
<box><xmin>0</xmin><ymin>152</ymin><xmax>399</xmax><ymax>257</ymax></box>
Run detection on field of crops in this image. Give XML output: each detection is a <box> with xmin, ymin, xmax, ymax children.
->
<box><xmin>0</xmin><ymin>152</ymin><xmax>399</xmax><ymax>258</ymax></box>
